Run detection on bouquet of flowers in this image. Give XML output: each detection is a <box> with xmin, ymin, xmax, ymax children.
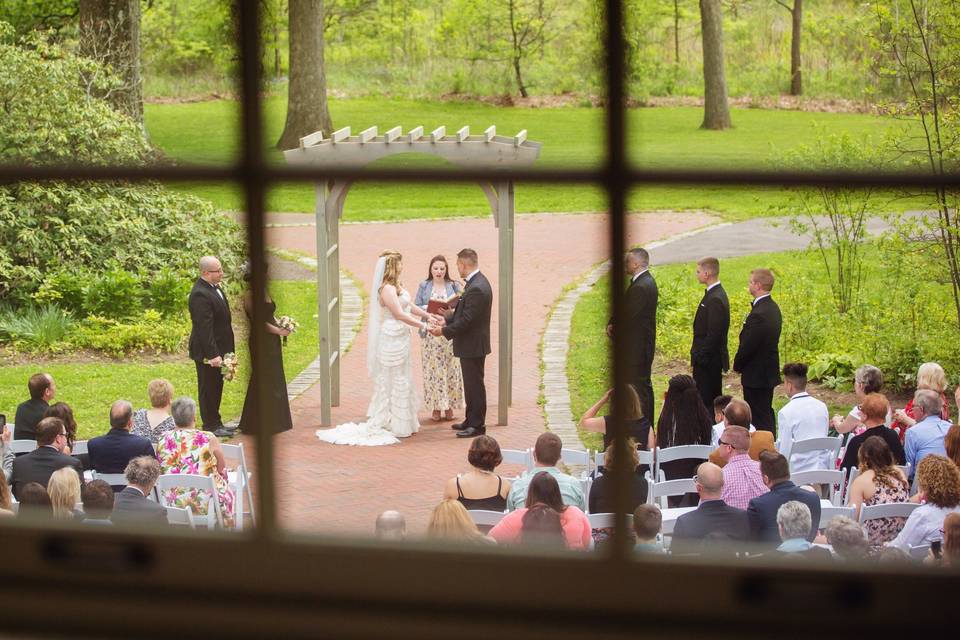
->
<box><xmin>276</xmin><ymin>315</ymin><xmax>299</xmax><ymax>345</ymax></box>
<box><xmin>205</xmin><ymin>352</ymin><xmax>239</xmax><ymax>381</ymax></box>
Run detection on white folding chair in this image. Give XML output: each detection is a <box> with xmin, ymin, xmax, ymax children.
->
<box><xmin>221</xmin><ymin>442</ymin><xmax>254</xmax><ymax>530</ymax></box>
<box><xmin>468</xmin><ymin>510</ymin><xmax>506</xmax><ymax>527</ymax></box>
<box><xmin>165</xmin><ymin>506</ymin><xmax>197</xmax><ymax>529</ymax></box>
<box><xmin>908</xmin><ymin>543</ymin><xmax>931</xmax><ymax>561</ymax></box>
<box><xmin>91</xmin><ymin>472</ymin><xmax>128</xmax><ymax>488</ymax></box>
<box><xmin>10</xmin><ymin>440</ymin><xmax>35</xmax><ymax>454</ymax></box>
<box><xmin>791</xmin><ymin>469</ymin><xmax>847</xmax><ymax>506</ymax></box>
<box><xmin>787</xmin><ymin>436</ymin><xmax>843</xmax><ymax>470</ymax></box>
<box><xmin>587</xmin><ymin>513</ymin><xmax>633</xmax><ymax>529</ymax></box>
<box><xmin>500</xmin><ymin>448</ymin><xmax>533</xmax><ymax>475</ymax></box>
<box><xmin>155</xmin><ymin>474</ymin><xmax>222</xmax><ymax>529</ymax></box>
<box><xmin>858</xmin><ymin>502</ymin><xmax>920</xmax><ymax>527</ymax></box>
<box><xmin>561</xmin><ymin>448</ymin><xmax>593</xmax><ymax>479</ymax></box>
<box><xmin>70</xmin><ymin>440</ymin><xmax>88</xmax><ymax>456</ymax></box>
<box><xmin>843</xmin><ymin>465</ymin><xmax>860</xmax><ymax>504</ymax></box>
<box><xmin>579</xmin><ymin>477</ymin><xmax>593</xmax><ymax>510</ymax></box>
<box><xmin>653</xmin><ymin>445</ymin><xmax>713</xmax><ymax>480</ymax></box>
<box><xmin>818</xmin><ymin>505</ymin><xmax>856</xmax><ymax>529</ymax></box>
<box><xmin>596</xmin><ymin>449</ymin><xmax>654</xmax><ymax>472</ymax></box>
<box><xmin>647</xmin><ymin>478</ymin><xmax>697</xmax><ymax>509</ymax></box>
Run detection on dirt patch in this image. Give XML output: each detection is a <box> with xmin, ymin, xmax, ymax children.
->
<box><xmin>0</xmin><ymin>347</ymin><xmax>192</xmax><ymax>367</ymax></box>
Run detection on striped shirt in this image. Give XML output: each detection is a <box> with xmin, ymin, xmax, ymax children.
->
<box><xmin>721</xmin><ymin>453</ymin><xmax>769</xmax><ymax>510</ymax></box>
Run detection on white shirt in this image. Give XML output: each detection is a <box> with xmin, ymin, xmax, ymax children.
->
<box><xmin>711</xmin><ymin>421</ymin><xmax>756</xmax><ymax>447</ymax></box>
<box><xmin>888</xmin><ymin>503</ymin><xmax>960</xmax><ymax>551</ymax></box>
<box><xmin>465</xmin><ymin>268</ymin><xmax>480</xmax><ymax>284</ymax></box>
<box><xmin>776</xmin><ymin>392</ymin><xmax>830</xmax><ymax>471</ymax></box>
<box><xmin>205</xmin><ymin>279</ymin><xmax>225</xmax><ymax>302</ymax></box>
<box><xmin>706</xmin><ymin>281</ymin><xmax>721</xmax><ymax>292</ymax></box>
<box><xmin>752</xmin><ymin>293</ymin><xmax>771</xmax><ymax>306</ymax></box>
<box><xmin>631</xmin><ymin>268</ymin><xmax>648</xmax><ymax>283</ymax></box>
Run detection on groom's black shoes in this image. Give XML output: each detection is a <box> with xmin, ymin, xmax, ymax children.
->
<box><xmin>450</xmin><ymin>422</ymin><xmax>469</xmax><ymax>431</ymax></box>
<box><xmin>456</xmin><ymin>426</ymin><xmax>486</xmax><ymax>438</ymax></box>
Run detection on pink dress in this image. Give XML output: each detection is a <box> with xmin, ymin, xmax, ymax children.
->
<box><xmin>487</xmin><ymin>506</ymin><xmax>593</xmax><ymax>550</ymax></box>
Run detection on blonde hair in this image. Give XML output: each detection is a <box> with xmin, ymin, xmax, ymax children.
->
<box><xmin>916</xmin><ymin>362</ymin><xmax>948</xmax><ymax>394</ymax></box>
<box><xmin>426</xmin><ymin>499</ymin><xmax>482</xmax><ymax>540</ymax></box>
<box><xmin>750</xmin><ymin>268</ymin><xmax>775</xmax><ymax>292</ymax></box>
<box><xmin>604</xmin><ymin>438</ymin><xmax>639</xmax><ymax>474</ymax></box>
<box><xmin>147</xmin><ymin>378</ymin><xmax>174</xmax><ymax>408</ymax></box>
<box><xmin>47</xmin><ymin>467</ymin><xmax>81</xmax><ymax>519</ymax></box>
<box><xmin>379</xmin><ymin>251</ymin><xmax>403</xmax><ymax>293</ymax></box>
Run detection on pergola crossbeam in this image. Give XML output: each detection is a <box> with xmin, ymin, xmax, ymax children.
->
<box><xmin>332</xmin><ymin>127</ymin><xmax>351</xmax><ymax>143</ymax></box>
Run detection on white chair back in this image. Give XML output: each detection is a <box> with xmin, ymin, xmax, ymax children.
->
<box><xmin>653</xmin><ymin>445</ymin><xmax>713</xmax><ymax>480</ymax></box>
<box><xmin>91</xmin><ymin>472</ymin><xmax>127</xmax><ymax>487</ymax></box>
<box><xmin>579</xmin><ymin>477</ymin><xmax>593</xmax><ymax>509</ymax></box>
<box><xmin>647</xmin><ymin>478</ymin><xmax>697</xmax><ymax>509</ymax></box>
<box><xmin>788</xmin><ymin>436</ymin><xmax>843</xmax><ymax>469</ymax></box>
<box><xmin>560</xmin><ymin>448</ymin><xmax>593</xmax><ymax>478</ymax></box>
<box><xmin>908</xmin><ymin>543</ymin><xmax>931</xmax><ymax>561</ymax></box>
<box><xmin>10</xmin><ymin>440</ymin><xmax>35</xmax><ymax>454</ymax></box>
<box><xmin>221</xmin><ymin>442</ymin><xmax>254</xmax><ymax>529</ymax></box>
<box><xmin>70</xmin><ymin>440</ymin><xmax>88</xmax><ymax>456</ymax></box>
<box><xmin>468</xmin><ymin>510</ymin><xmax>506</xmax><ymax>527</ymax></box>
<box><xmin>500</xmin><ymin>448</ymin><xmax>533</xmax><ymax>473</ymax></box>
<box><xmin>596</xmin><ymin>448</ymin><xmax>654</xmax><ymax>471</ymax></box>
<box><xmin>818</xmin><ymin>505</ymin><xmax>856</xmax><ymax>529</ymax></box>
<box><xmin>155</xmin><ymin>474</ymin><xmax>221</xmax><ymax>528</ymax></box>
<box><xmin>858</xmin><ymin>502</ymin><xmax>920</xmax><ymax>526</ymax></box>
<box><xmin>843</xmin><ymin>466</ymin><xmax>860</xmax><ymax>504</ymax></box>
<box><xmin>587</xmin><ymin>512</ymin><xmax>633</xmax><ymax>529</ymax></box>
<box><xmin>791</xmin><ymin>469</ymin><xmax>846</xmax><ymax>506</ymax></box>
<box><xmin>165</xmin><ymin>506</ymin><xmax>197</xmax><ymax>529</ymax></box>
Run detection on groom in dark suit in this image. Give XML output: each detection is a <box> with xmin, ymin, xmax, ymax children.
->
<box><xmin>606</xmin><ymin>248</ymin><xmax>658</xmax><ymax>422</ymax></box>
<box><xmin>431</xmin><ymin>248</ymin><xmax>492</xmax><ymax>439</ymax></box>
<box><xmin>188</xmin><ymin>256</ymin><xmax>236</xmax><ymax>437</ymax></box>
<box><xmin>691</xmin><ymin>257</ymin><xmax>730</xmax><ymax>413</ymax></box>
<box><xmin>733</xmin><ymin>268</ymin><xmax>782</xmax><ymax>433</ymax></box>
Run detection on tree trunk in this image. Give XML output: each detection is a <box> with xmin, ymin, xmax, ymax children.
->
<box><xmin>699</xmin><ymin>0</ymin><xmax>731</xmax><ymax>129</ymax></box>
<box><xmin>789</xmin><ymin>0</ymin><xmax>803</xmax><ymax>96</ymax></box>
<box><xmin>277</xmin><ymin>0</ymin><xmax>333</xmax><ymax>150</ymax></box>
<box><xmin>78</xmin><ymin>0</ymin><xmax>143</xmax><ymax>124</ymax></box>
<box><xmin>513</xmin><ymin>56</ymin><xmax>529</xmax><ymax>98</ymax></box>
<box><xmin>674</xmin><ymin>0</ymin><xmax>680</xmax><ymax>66</ymax></box>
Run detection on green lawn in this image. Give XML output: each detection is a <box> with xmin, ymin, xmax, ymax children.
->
<box><xmin>0</xmin><ymin>281</ymin><xmax>319</xmax><ymax>441</ymax></box>
<box><xmin>145</xmin><ymin>97</ymin><xmax>906</xmax><ymax>220</ymax></box>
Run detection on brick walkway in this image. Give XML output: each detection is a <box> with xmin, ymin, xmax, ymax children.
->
<box><xmin>239</xmin><ymin>211</ymin><xmax>715</xmax><ymax>536</ymax></box>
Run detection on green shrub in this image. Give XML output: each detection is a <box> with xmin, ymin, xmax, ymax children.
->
<box><xmin>0</xmin><ymin>304</ymin><xmax>75</xmax><ymax>349</ymax></box>
<box><xmin>32</xmin><ymin>270</ymin><xmax>89</xmax><ymax>315</ymax></box>
<box><xmin>147</xmin><ymin>268</ymin><xmax>193</xmax><ymax>317</ymax></box>
<box><xmin>84</xmin><ymin>268</ymin><xmax>143</xmax><ymax>319</ymax></box>
<box><xmin>71</xmin><ymin>310</ymin><xmax>189</xmax><ymax>356</ymax></box>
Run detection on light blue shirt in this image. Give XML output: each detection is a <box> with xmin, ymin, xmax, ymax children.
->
<box><xmin>904</xmin><ymin>415</ymin><xmax>950</xmax><ymax>481</ymax></box>
<box><xmin>776</xmin><ymin>538</ymin><xmax>813</xmax><ymax>553</ymax></box>
<box><xmin>506</xmin><ymin>467</ymin><xmax>586</xmax><ymax>512</ymax></box>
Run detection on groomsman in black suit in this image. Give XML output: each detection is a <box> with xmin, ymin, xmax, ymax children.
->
<box><xmin>431</xmin><ymin>248</ymin><xmax>493</xmax><ymax>439</ymax></box>
<box><xmin>606</xmin><ymin>248</ymin><xmax>658</xmax><ymax>422</ymax></box>
<box><xmin>188</xmin><ymin>256</ymin><xmax>236</xmax><ymax>437</ymax></box>
<box><xmin>733</xmin><ymin>268</ymin><xmax>782</xmax><ymax>433</ymax></box>
<box><xmin>690</xmin><ymin>257</ymin><xmax>730</xmax><ymax>413</ymax></box>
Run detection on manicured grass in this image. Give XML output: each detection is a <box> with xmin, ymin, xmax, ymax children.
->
<box><xmin>145</xmin><ymin>97</ymin><xmax>907</xmax><ymax>220</ymax></box>
<box><xmin>0</xmin><ymin>281</ymin><xmax>319</xmax><ymax>441</ymax></box>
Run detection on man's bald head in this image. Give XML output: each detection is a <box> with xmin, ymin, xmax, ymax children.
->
<box><xmin>375</xmin><ymin>510</ymin><xmax>406</xmax><ymax>540</ymax></box>
<box><xmin>199</xmin><ymin>256</ymin><xmax>223</xmax><ymax>285</ymax></box>
<box><xmin>695</xmin><ymin>462</ymin><xmax>724</xmax><ymax>499</ymax></box>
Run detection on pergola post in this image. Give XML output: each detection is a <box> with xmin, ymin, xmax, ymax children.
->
<box><xmin>314</xmin><ymin>182</ymin><xmax>333</xmax><ymax>427</ymax></box>
<box><xmin>496</xmin><ymin>180</ymin><xmax>514</xmax><ymax>426</ymax></box>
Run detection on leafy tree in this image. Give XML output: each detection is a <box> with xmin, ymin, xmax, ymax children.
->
<box><xmin>0</xmin><ymin>0</ymin><xmax>78</xmax><ymax>36</ymax></box>
<box><xmin>78</xmin><ymin>0</ymin><xmax>143</xmax><ymax>123</ymax></box>
<box><xmin>774</xmin><ymin>0</ymin><xmax>803</xmax><ymax>95</ymax></box>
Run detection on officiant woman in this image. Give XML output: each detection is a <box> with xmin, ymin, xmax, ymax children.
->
<box><xmin>415</xmin><ymin>255</ymin><xmax>465</xmax><ymax>421</ymax></box>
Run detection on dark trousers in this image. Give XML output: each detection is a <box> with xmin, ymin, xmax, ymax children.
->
<box><xmin>196</xmin><ymin>360</ymin><xmax>225</xmax><ymax>430</ymax></box>
<box><xmin>693</xmin><ymin>362</ymin><xmax>723</xmax><ymax>415</ymax></box>
<box><xmin>628</xmin><ymin>365</ymin><xmax>655</xmax><ymax>424</ymax></box>
<box><xmin>743</xmin><ymin>385</ymin><xmax>775</xmax><ymax>433</ymax></box>
<box><xmin>460</xmin><ymin>355</ymin><xmax>487</xmax><ymax>428</ymax></box>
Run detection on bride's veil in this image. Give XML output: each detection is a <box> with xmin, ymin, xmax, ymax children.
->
<box><xmin>366</xmin><ymin>255</ymin><xmax>387</xmax><ymax>378</ymax></box>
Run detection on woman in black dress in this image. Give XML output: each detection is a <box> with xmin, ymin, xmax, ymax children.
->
<box><xmin>239</xmin><ymin>266</ymin><xmax>293</xmax><ymax>435</ymax></box>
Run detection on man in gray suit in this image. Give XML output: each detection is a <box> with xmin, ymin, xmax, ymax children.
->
<box><xmin>111</xmin><ymin>456</ymin><xmax>168</xmax><ymax>526</ymax></box>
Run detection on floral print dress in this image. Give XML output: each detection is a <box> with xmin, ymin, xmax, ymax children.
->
<box><xmin>157</xmin><ymin>429</ymin><xmax>235</xmax><ymax>528</ymax></box>
<box><xmin>420</xmin><ymin>288</ymin><xmax>464</xmax><ymax>412</ymax></box>
<box><xmin>862</xmin><ymin>476</ymin><xmax>910</xmax><ymax>547</ymax></box>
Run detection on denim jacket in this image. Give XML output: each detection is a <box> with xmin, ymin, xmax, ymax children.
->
<box><xmin>414</xmin><ymin>279</ymin><xmax>462</xmax><ymax>337</ymax></box>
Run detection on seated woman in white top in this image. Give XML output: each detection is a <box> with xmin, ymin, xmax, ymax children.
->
<box><xmin>888</xmin><ymin>454</ymin><xmax>960</xmax><ymax>552</ymax></box>
<box><xmin>831</xmin><ymin>364</ymin><xmax>890</xmax><ymax>436</ymax></box>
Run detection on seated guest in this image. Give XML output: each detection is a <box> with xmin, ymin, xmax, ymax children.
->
<box><xmin>589</xmin><ymin>438</ymin><xmax>648</xmax><ymax>514</ymax></box>
<box><xmin>710</xmin><ymin>395</ymin><xmax>734</xmax><ymax>447</ymax></box>
<box><xmin>633</xmin><ymin>504</ymin><xmax>664</xmax><ymax>554</ymax></box>
<box><xmin>932</xmin><ymin>512</ymin><xmax>960</xmax><ymax>567</ymax></box>
<box><xmin>17</xmin><ymin>482</ymin><xmax>52</xmax><ymax>517</ymax></box>
<box><xmin>87</xmin><ymin>400</ymin><xmax>155</xmax><ymax>483</ymax></box>
<box><xmin>892</xmin><ymin>362</ymin><xmax>951</xmax><ymax>442</ymax></box>
<box><xmin>112</xmin><ymin>456</ymin><xmax>168</xmax><ymax>526</ymax></box>
<box><xmin>506</xmin><ymin>432</ymin><xmax>585</xmax><ymax>511</ymax></box>
<box><xmin>773</xmin><ymin>501</ymin><xmax>832</xmax><ymax>559</ymax></box>
<box><xmin>671</xmin><ymin>462</ymin><xmax>749</xmax><ymax>555</ymax></box>
<box><xmin>579</xmin><ymin>384</ymin><xmax>655</xmax><ymax>452</ymax></box>
<box><xmin>777</xmin><ymin>363</ymin><xmax>830</xmax><ymax>471</ymax></box>
<box><xmin>132</xmin><ymin>379</ymin><xmax>176</xmax><ymax>444</ymax></box>
<box><xmin>519</xmin><ymin>504</ymin><xmax>567</xmax><ymax>550</ymax></box>
<box><xmin>831</xmin><ymin>364</ymin><xmax>888</xmax><ymax>435</ymax></box>
<box><xmin>657</xmin><ymin>375</ymin><xmax>713</xmax><ymax>483</ymax></box>
<box><xmin>839</xmin><ymin>393</ymin><xmax>906</xmax><ymax>472</ymax></box>
<box><xmin>709</xmin><ymin>399</ymin><xmax>773</xmax><ymax>467</ymax></box>
<box><xmin>490</xmin><ymin>472</ymin><xmax>592</xmax><ymax>550</ymax></box>
<box><xmin>904</xmin><ymin>389</ymin><xmax>951</xmax><ymax>486</ymax></box>
<box><xmin>47</xmin><ymin>466</ymin><xmax>82</xmax><ymax>520</ymax></box>
<box><xmin>946</xmin><ymin>424</ymin><xmax>960</xmax><ymax>469</ymax></box>
<box><xmin>80</xmin><ymin>480</ymin><xmax>115</xmax><ymax>526</ymax></box>
<box><xmin>10</xmin><ymin>417</ymin><xmax>83</xmax><ymax>500</ymax></box>
<box><xmin>14</xmin><ymin>373</ymin><xmax>57</xmax><ymax>441</ymax></box>
<box><xmin>156</xmin><ymin>397</ymin><xmax>235</xmax><ymax>528</ymax></box>
<box><xmin>426</xmin><ymin>499</ymin><xmax>491</xmax><ymax>544</ymax></box>
<box><xmin>443</xmin><ymin>435</ymin><xmax>511</xmax><ymax>512</ymax></box>
<box><xmin>846</xmin><ymin>436</ymin><xmax>910</xmax><ymax>547</ymax></box>
<box><xmin>44</xmin><ymin>402</ymin><xmax>81</xmax><ymax>456</ymax></box>
<box><xmin>747</xmin><ymin>451</ymin><xmax>821</xmax><ymax>546</ymax></box>
<box><xmin>717</xmin><ymin>423</ymin><xmax>768</xmax><ymax>510</ymax></box>
<box><xmin>1</xmin><ymin>423</ymin><xmax>12</xmax><ymax>481</ymax></box>
<box><xmin>825</xmin><ymin>516</ymin><xmax>870</xmax><ymax>562</ymax></box>
<box><xmin>0</xmin><ymin>468</ymin><xmax>13</xmax><ymax>516</ymax></box>
<box><xmin>374</xmin><ymin>510</ymin><xmax>406</xmax><ymax>541</ymax></box>
<box><xmin>888</xmin><ymin>455</ymin><xmax>960</xmax><ymax>552</ymax></box>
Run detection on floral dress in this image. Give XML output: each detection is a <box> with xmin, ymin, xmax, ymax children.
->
<box><xmin>862</xmin><ymin>476</ymin><xmax>910</xmax><ymax>547</ymax></box>
<box><xmin>420</xmin><ymin>287</ymin><xmax>465</xmax><ymax>412</ymax></box>
<box><xmin>157</xmin><ymin>429</ymin><xmax>235</xmax><ymax>528</ymax></box>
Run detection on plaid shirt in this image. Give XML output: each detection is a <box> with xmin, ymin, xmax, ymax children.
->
<box><xmin>721</xmin><ymin>453</ymin><xmax>768</xmax><ymax>510</ymax></box>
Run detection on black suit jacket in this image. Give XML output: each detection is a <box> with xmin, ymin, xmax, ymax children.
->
<box><xmin>13</xmin><ymin>398</ymin><xmax>49</xmax><ymax>441</ymax></box>
<box><xmin>10</xmin><ymin>446</ymin><xmax>84</xmax><ymax>500</ymax></box>
<box><xmin>609</xmin><ymin>271</ymin><xmax>658</xmax><ymax>371</ymax></box>
<box><xmin>691</xmin><ymin>284</ymin><xmax>730</xmax><ymax>371</ymax></box>
<box><xmin>88</xmin><ymin>428</ymin><xmax>155</xmax><ymax>475</ymax></box>
<box><xmin>670</xmin><ymin>499</ymin><xmax>750</xmax><ymax>555</ymax></box>
<box><xmin>442</xmin><ymin>272</ymin><xmax>492</xmax><ymax>359</ymax></box>
<box><xmin>188</xmin><ymin>278</ymin><xmax>235</xmax><ymax>362</ymax></box>
<box><xmin>747</xmin><ymin>480</ymin><xmax>821</xmax><ymax>545</ymax></box>
<box><xmin>111</xmin><ymin>487</ymin><xmax>169</xmax><ymax>525</ymax></box>
<box><xmin>733</xmin><ymin>295</ymin><xmax>782</xmax><ymax>388</ymax></box>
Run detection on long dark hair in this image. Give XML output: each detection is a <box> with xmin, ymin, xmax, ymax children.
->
<box><xmin>858</xmin><ymin>435</ymin><xmax>907</xmax><ymax>491</ymax></box>
<box><xmin>424</xmin><ymin>255</ymin><xmax>453</xmax><ymax>283</ymax></box>
<box><xmin>521</xmin><ymin>503</ymin><xmax>565</xmax><ymax>548</ymax></box>
<box><xmin>44</xmin><ymin>402</ymin><xmax>77</xmax><ymax>448</ymax></box>
<box><xmin>656</xmin><ymin>375</ymin><xmax>712</xmax><ymax>447</ymax></box>
<box><xmin>525</xmin><ymin>471</ymin><xmax>566</xmax><ymax>512</ymax></box>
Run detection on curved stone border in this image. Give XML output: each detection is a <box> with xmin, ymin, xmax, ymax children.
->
<box><xmin>541</xmin><ymin>223</ymin><xmax>732</xmax><ymax>451</ymax></box>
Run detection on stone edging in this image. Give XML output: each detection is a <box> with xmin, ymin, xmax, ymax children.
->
<box><xmin>540</xmin><ymin>222</ymin><xmax>732</xmax><ymax>451</ymax></box>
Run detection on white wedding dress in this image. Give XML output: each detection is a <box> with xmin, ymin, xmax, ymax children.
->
<box><xmin>315</xmin><ymin>289</ymin><xmax>420</xmax><ymax>446</ymax></box>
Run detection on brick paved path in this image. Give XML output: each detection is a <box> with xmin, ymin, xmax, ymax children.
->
<box><xmin>240</xmin><ymin>211</ymin><xmax>715</xmax><ymax>536</ymax></box>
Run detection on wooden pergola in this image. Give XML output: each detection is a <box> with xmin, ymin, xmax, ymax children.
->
<box><xmin>283</xmin><ymin>125</ymin><xmax>542</xmax><ymax>427</ymax></box>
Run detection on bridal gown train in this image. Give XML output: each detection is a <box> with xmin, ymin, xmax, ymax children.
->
<box><xmin>315</xmin><ymin>291</ymin><xmax>420</xmax><ymax>446</ymax></box>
